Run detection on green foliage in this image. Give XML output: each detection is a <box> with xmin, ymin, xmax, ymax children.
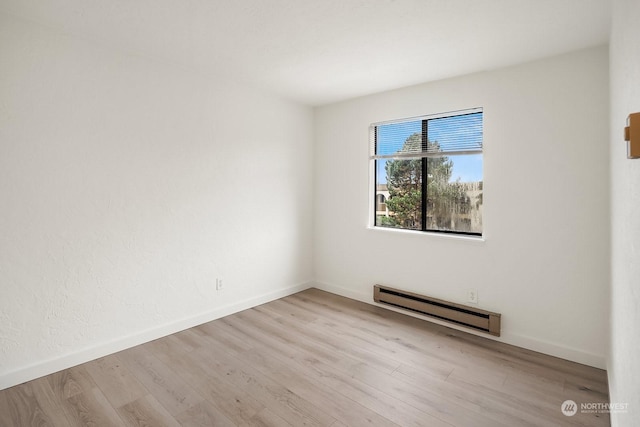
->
<box><xmin>383</xmin><ymin>132</ymin><xmax>472</xmax><ymax>231</ymax></box>
<box><xmin>383</xmin><ymin>133</ymin><xmax>421</xmax><ymax>229</ymax></box>
<box><xmin>376</xmin><ymin>215</ymin><xmax>397</xmax><ymax>227</ymax></box>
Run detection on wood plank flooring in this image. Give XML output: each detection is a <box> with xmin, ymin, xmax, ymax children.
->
<box><xmin>0</xmin><ymin>288</ymin><xmax>610</xmax><ymax>426</ymax></box>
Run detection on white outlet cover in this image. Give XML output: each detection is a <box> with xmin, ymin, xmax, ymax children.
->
<box><xmin>467</xmin><ymin>289</ymin><xmax>478</xmax><ymax>304</ymax></box>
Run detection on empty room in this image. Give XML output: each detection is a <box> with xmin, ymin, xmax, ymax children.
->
<box><xmin>0</xmin><ymin>0</ymin><xmax>638</xmax><ymax>426</ymax></box>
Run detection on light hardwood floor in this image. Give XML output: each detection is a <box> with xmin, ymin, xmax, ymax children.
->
<box><xmin>0</xmin><ymin>288</ymin><xmax>610</xmax><ymax>426</ymax></box>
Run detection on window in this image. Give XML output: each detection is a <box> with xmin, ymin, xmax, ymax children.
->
<box><xmin>371</xmin><ymin>109</ymin><xmax>483</xmax><ymax>236</ymax></box>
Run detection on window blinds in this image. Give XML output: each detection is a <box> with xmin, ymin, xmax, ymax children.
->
<box><xmin>371</xmin><ymin>109</ymin><xmax>483</xmax><ymax>159</ymax></box>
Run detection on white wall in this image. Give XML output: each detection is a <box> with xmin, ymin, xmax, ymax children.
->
<box><xmin>0</xmin><ymin>13</ymin><xmax>313</xmax><ymax>389</ymax></box>
<box><xmin>314</xmin><ymin>46</ymin><xmax>610</xmax><ymax>368</ymax></box>
<box><xmin>609</xmin><ymin>0</ymin><xmax>640</xmax><ymax>424</ymax></box>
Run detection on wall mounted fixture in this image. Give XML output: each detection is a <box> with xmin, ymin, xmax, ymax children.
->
<box><xmin>624</xmin><ymin>112</ymin><xmax>640</xmax><ymax>159</ymax></box>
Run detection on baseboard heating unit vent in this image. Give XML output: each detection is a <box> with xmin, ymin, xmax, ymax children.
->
<box><xmin>373</xmin><ymin>285</ymin><xmax>501</xmax><ymax>336</ymax></box>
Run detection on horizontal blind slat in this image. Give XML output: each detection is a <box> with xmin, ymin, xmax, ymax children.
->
<box><xmin>371</xmin><ymin>110</ymin><xmax>483</xmax><ymax>159</ymax></box>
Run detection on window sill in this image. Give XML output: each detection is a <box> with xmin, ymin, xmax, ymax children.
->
<box><xmin>367</xmin><ymin>225</ymin><xmax>485</xmax><ymax>243</ymax></box>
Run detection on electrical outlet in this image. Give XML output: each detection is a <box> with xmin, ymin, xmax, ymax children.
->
<box><xmin>216</xmin><ymin>278</ymin><xmax>223</xmax><ymax>291</ymax></box>
<box><xmin>467</xmin><ymin>289</ymin><xmax>478</xmax><ymax>304</ymax></box>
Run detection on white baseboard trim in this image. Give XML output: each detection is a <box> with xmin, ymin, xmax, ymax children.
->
<box><xmin>312</xmin><ymin>280</ymin><xmax>606</xmax><ymax>370</ymax></box>
<box><xmin>0</xmin><ymin>281</ymin><xmax>312</xmax><ymax>391</ymax></box>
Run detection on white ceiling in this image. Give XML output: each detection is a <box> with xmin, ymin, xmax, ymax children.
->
<box><xmin>1</xmin><ymin>0</ymin><xmax>611</xmax><ymax>106</ymax></box>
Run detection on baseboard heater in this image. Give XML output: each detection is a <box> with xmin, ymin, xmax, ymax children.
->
<box><xmin>373</xmin><ymin>285</ymin><xmax>501</xmax><ymax>336</ymax></box>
